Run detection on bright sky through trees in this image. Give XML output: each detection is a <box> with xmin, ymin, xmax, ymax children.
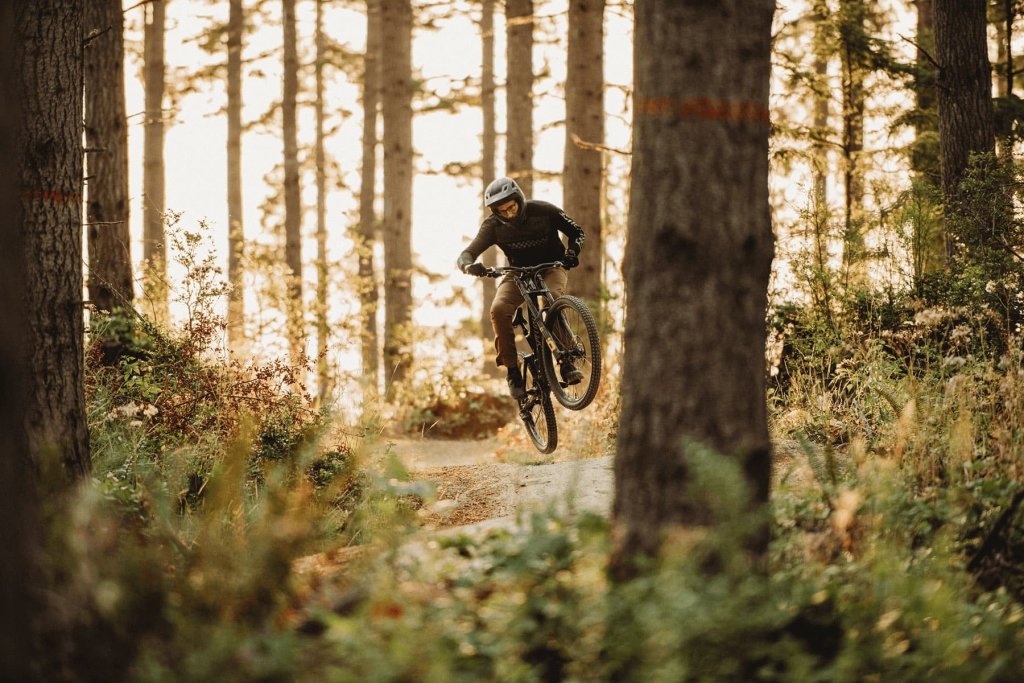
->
<box><xmin>119</xmin><ymin>1</ymin><xmax>634</xmax><ymax>375</ymax></box>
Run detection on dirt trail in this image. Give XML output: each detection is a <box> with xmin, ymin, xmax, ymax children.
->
<box><xmin>383</xmin><ymin>424</ymin><xmax>615</xmax><ymax>530</ymax></box>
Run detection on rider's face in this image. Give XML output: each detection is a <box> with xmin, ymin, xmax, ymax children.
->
<box><xmin>496</xmin><ymin>199</ymin><xmax>519</xmax><ymax>219</ymax></box>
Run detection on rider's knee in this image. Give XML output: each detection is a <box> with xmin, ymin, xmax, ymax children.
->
<box><xmin>490</xmin><ymin>301</ymin><xmax>516</xmax><ymax>322</ymax></box>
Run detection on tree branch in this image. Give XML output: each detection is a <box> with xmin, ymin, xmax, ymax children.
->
<box><xmin>124</xmin><ymin>0</ymin><xmax>157</xmax><ymax>14</ymax></box>
<box><xmin>569</xmin><ymin>133</ymin><xmax>631</xmax><ymax>156</ymax></box>
<box><xmin>899</xmin><ymin>34</ymin><xmax>941</xmax><ymax>70</ymax></box>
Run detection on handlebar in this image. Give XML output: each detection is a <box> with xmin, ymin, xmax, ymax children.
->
<box><xmin>476</xmin><ymin>261</ymin><xmax>565</xmax><ymax>278</ymax></box>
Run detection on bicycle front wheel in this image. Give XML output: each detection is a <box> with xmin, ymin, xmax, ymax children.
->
<box><xmin>542</xmin><ymin>295</ymin><xmax>602</xmax><ymax>410</ymax></box>
<box><xmin>521</xmin><ymin>355</ymin><xmax>557</xmax><ymax>453</ymax></box>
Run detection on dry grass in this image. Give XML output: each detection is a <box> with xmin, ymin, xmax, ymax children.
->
<box><xmin>412</xmin><ymin>463</ymin><xmax>517</xmax><ymax>528</ymax></box>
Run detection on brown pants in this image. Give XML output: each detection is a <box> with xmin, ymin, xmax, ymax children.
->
<box><xmin>490</xmin><ymin>267</ymin><xmax>568</xmax><ymax>369</ymax></box>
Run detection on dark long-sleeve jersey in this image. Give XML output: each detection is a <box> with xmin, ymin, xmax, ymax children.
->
<box><xmin>458</xmin><ymin>200</ymin><xmax>585</xmax><ymax>268</ymax></box>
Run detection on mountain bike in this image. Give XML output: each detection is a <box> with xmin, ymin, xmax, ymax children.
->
<box><xmin>478</xmin><ymin>261</ymin><xmax>602</xmax><ymax>453</ymax></box>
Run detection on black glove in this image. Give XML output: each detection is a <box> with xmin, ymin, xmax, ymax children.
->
<box><xmin>562</xmin><ymin>250</ymin><xmax>579</xmax><ymax>269</ymax></box>
<box><xmin>464</xmin><ymin>262</ymin><xmax>487</xmax><ymax>277</ymax></box>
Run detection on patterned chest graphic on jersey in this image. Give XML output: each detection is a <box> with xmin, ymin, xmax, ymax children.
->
<box><xmin>496</xmin><ymin>216</ymin><xmax>556</xmax><ymax>251</ymax></box>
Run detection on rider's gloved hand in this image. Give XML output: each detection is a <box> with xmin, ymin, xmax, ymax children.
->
<box><xmin>464</xmin><ymin>262</ymin><xmax>488</xmax><ymax>277</ymax></box>
<box><xmin>562</xmin><ymin>249</ymin><xmax>579</xmax><ymax>269</ymax></box>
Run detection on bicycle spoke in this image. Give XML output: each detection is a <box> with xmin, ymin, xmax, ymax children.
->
<box><xmin>543</xmin><ymin>296</ymin><xmax>602</xmax><ymax>411</ymax></box>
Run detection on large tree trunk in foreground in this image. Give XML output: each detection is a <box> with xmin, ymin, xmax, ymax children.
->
<box><xmin>612</xmin><ymin>0</ymin><xmax>775</xmax><ymax>579</ymax></box>
<box><xmin>506</xmin><ymin>0</ymin><xmax>534</xmax><ymax>195</ymax></box>
<box><xmin>563</xmin><ymin>0</ymin><xmax>605</xmax><ymax>305</ymax></box>
<box><xmin>381</xmin><ymin>0</ymin><xmax>414</xmax><ymax>388</ymax></box>
<box><xmin>143</xmin><ymin>0</ymin><xmax>168</xmax><ymax>322</ymax></box>
<box><xmin>283</xmin><ymin>0</ymin><xmax>304</xmax><ymax>368</ymax></box>
<box><xmin>84</xmin><ymin>0</ymin><xmax>133</xmax><ymax>314</ymax></box>
<box><xmin>358</xmin><ymin>0</ymin><xmax>381</xmax><ymax>396</ymax></box>
<box><xmin>226</xmin><ymin>0</ymin><xmax>245</xmax><ymax>350</ymax></box>
<box><xmin>1</xmin><ymin>5</ymin><xmax>39</xmax><ymax>675</ymax></box>
<box><xmin>18</xmin><ymin>0</ymin><xmax>91</xmax><ymax>480</ymax></box>
<box><xmin>933</xmin><ymin>0</ymin><xmax>995</xmax><ymax>248</ymax></box>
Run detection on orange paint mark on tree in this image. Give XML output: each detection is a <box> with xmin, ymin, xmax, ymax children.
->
<box><xmin>21</xmin><ymin>189</ymin><xmax>84</xmax><ymax>204</ymax></box>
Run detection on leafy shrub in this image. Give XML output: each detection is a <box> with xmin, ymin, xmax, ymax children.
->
<box><xmin>394</xmin><ymin>370</ymin><xmax>516</xmax><ymax>439</ymax></box>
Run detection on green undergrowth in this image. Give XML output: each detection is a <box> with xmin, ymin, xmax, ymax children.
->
<box><xmin>32</xmin><ymin>251</ymin><xmax>1024</xmax><ymax>680</ymax></box>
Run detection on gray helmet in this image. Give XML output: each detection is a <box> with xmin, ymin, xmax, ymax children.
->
<box><xmin>484</xmin><ymin>176</ymin><xmax>525</xmax><ymax>224</ymax></box>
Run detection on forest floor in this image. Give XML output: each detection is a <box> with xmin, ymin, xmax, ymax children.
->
<box><xmin>298</xmin><ymin>408</ymin><xmax>807</xmax><ymax>579</ymax></box>
<box><xmin>381</xmin><ymin>400</ymin><xmax>618</xmax><ymax>530</ymax></box>
<box><xmin>294</xmin><ymin>410</ymin><xmax>619</xmax><ymax>578</ymax></box>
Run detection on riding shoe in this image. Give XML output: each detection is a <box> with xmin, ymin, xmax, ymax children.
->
<box><xmin>506</xmin><ymin>366</ymin><xmax>527</xmax><ymax>400</ymax></box>
<box><xmin>560</xmin><ymin>361</ymin><xmax>583</xmax><ymax>386</ymax></box>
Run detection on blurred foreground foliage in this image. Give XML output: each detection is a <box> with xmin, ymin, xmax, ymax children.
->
<box><xmin>29</xmin><ymin>178</ymin><xmax>1024</xmax><ymax>680</ymax></box>
<box><xmin>34</xmin><ymin>300</ymin><xmax>1024</xmax><ymax>681</ymax></box>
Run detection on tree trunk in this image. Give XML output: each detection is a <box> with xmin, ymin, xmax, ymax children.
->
<box><xmin>358</xmin><ymin>0</ymin><xmax>381</xmax><ymax>396</ymax></box>
<box><xmin>506</xmin><ymin>0</ymin><xmax>534</xmax><ymax>195</ymax></box>
<box><xmin>810</xmin><ymin>0</ymin><xmax>830</xmax><ymax>205</ymax></box>
<box><xmin>839</xmin><ymin>0</ymin><xmax>867</xmax><ymax>288</ymax></box>
<box><xmin>84</xmin><ymin>0</ymin><xmax>133</xmax><ymax>315</ymax></box>
<box><xmin>0</xmin><ymin>5</ymin><xmax>39</xmax><ymax>675</ymax></box>
<box><xmin>611</xmin><ymin>0</ymin><xmax>775</xmax><ymax>579</ymax></box>
<box><xmin>315</xmin><ymin>0</ymin><xmax>330</xmax><ymax>399</ymax></box>
<box><xmin>933</xmin><ymin>0</ymin><xmax>995</xmax><ymax>214</ymax></box>
<box><xmin>143</xmin><ymin>0</ymin><xmax>168</xmax><ymax>322</ymax></box>
<box><xmin>994</xmin><ymin>0</ymin><xmax>1015</xmax><ymax>164</ymax></box>
<box><xmin>282</xmin><ymin>0</ymin><xmax>304</xmax><ymax>368</ymax></box>
<box><xmin>381</xmin><ymin>0</ymin><xmax>414</xmax><ymax>387</ymax></box>
<box><xmin>912</xmin><ymin>0</ymin><xmax>945</xmax><ymax>275</ymax></box>
<box><xmin>17</xmin><ymin>0</ymin><xmax>90</xmax><ymax>479</ymax></box>
<box><xmin>563</xmin><ymin>0</ymin><xmax>605</xmax><ymax>305</ymax></box>
<box><xmin>226</xmin><ymin>0</ymin><xmax>245</xmax><ymax>350</ymax></box>
<box><xmin>480</xmin><ymin>0</ymin><xmax>499</xmax><ymax>374</ymax></box>
<box><xmin>913</xmin><ymin>0</ymin><xmax>938</xmax><ymax>177</ymax></box>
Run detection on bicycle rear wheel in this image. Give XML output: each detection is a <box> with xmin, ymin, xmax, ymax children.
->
<box><xmin>520</xmin><ymin>355</ymin><xmax>557</xmax><ymax>453</ymax></box>
<box><xmin>542</xmin><ymin>295</ymin><xmax>602</xmax><ymax>410</ymax></box>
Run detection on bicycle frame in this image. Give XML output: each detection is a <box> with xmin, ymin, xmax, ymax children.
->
<box><xmin>487</xmin><ymin>261</ymin><xmax>573</xmax><ymax>367</ymax></box>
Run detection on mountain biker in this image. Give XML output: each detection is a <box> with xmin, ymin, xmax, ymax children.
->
<box><xmin>457</xmin><ymin>176</ymin><xmax>585</xmax><ymax>400</ymax></box>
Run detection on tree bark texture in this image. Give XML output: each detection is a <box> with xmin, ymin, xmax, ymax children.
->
<box><xmin>381</xmin><ymin>0</ymin><xmax>414</xmax><ymax>387</ymax></box>
<box><xmin>282</xmin><ymin>0</ymin><xmax>304</xmax><ymax>367</ymax></box>
<box><xmin>563</xmin><ymin>0</ymin><xmax>605</xmax><ymax>305</ymax></box>
<box><xmin>480</xmin><ymin>0</ymin><xmax>498</xmax><ymax>360</ymax></box>
<box><xmin>17</xmin><ymin>0</ymin><xmax>91</xmax><ymax>479</ymax></box>
<box><xmin>143</xmin><ymin>0</ymin><xmax>167</xmax><ymax>320</ymax></box>
<box><xmin>612</xmin><ymin>0</ymin><xmax>775</xmax><ymax>578</ymax></box>
<box><xmin>84</xmin><ymin>0</ymin><xmax>133</xmax><ymax>314</ymax></box>
<box><xmin>933</xmin><ymin>0</ymin><xmax>995</xmax><ymax>204</ymax></box>
<box><xmin>315</xmin><ymin>0</ymin><xmax>330</xmax><ymax>399</ymax></box>
<box><xmin>506</xmin><ymin>0</ymin><xmax>534</xmax><ymax>196</ymax></box>
<box><xmin>1</xmin><ymin>5</ymin><xmax>39</xmax><ymax>675</ymax></box>
<box><xmin>358</xmin><ymin>0</ymin><xmax>381</xmax><ymax>394</ymax></box>
<box><xmin>226</xmin><ymin>0</ymin><xmax>245</xmax><ymax>350</ymax></box>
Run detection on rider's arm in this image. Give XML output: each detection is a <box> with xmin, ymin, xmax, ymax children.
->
<box><xmin>561</xmin><ymin>211</ymin><xmax>585</xmax><ymax>254</ymax></box>
<box><xmin>457</xmin><ymin>251</ymin><xmax>476</xmax><ymax>272</ymax></box>
<box><xmin>456</xmin><ymin>221</ymin><xmax>496</xmax><ymax>272</ymax></box>
<box><xmin>552</xmin><ymin>206</ymin><xmax>585</xmax><ymax>255</ymax></box>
